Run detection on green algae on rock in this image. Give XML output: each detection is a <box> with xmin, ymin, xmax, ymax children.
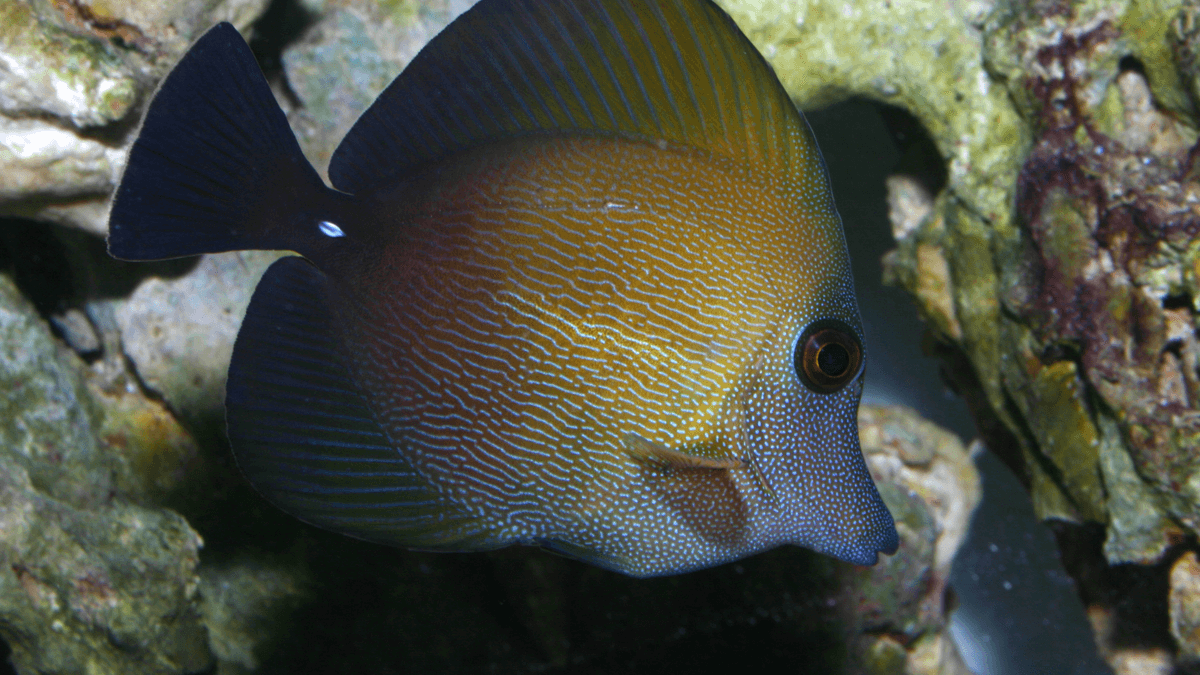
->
<box><xmin>0</xmin><ymin>0</ymin><xmax>271</xmax><ymax>236</ymax></box>
<box><xmin>0</xmin><ymin>261</ymin><xmax>220</xmax><ymax>671</ymax></box>
<box><xmin>0</xmin><ymin>270</ymin><xmax>203</xmax><ymax>510</ymax></box>
<box><xmin>894</xmin><ymin>0</ymin><xmax>1200</xmax><ymax>560</ymax></box>
<box><xmin>856</xmin><ymin>0</ymin><xmax>1200</xmax><ymax>669</ymax></box>
<box><xmin>1</xmin><ymin>271</ymin><xmax>111</xmax><ymax>507</ymax></box>
<box><xmin>0</xmin><ymin>2</ymin><xmax>136</xmax><ymax>128</ymax></box>
<box><xmin>0</xmin><ymin>457</ymin><xmax>211</xmax><ymax>674</ymax></box>
<box><xmin>718</xmin><ymin>0</ymin><xmax>1028</xmax><ymax>233</ymax></box>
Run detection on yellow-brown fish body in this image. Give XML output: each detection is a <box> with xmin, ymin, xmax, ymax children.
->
<box><xmin>107</xmin><ymin>0</ymin><xmax>898</xmax><ymax>576</ymax></box>
<box><xmin>332</xmin><ymin>135</ymin><xmax>871</xmax><ymax>573</ymax></box>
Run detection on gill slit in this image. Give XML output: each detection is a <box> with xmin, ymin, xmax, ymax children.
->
<box><xmin>738</xmin><ymin>352</ymin><xmax>778</xmax><ymax>503</ymax></box>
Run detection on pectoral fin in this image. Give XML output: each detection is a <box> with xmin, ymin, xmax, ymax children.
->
<box><xmin>622</xmin><ymin>434</ymin><xmax>744</xmax><ymax>470</ymax></box>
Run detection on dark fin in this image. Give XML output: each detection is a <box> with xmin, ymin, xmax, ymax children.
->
<box><xmin>226</xmin><ymin>257</ymin><xmax>497</xmax><ymax>550</ymax></box>
<box><xmin>622</xmin><ymin>433</ymin><xmax>745</xmax><ymax>470</ymax></box>
<box><xmin>328</xmin><ymin>0</ymin><xmax>827</xmax><ymax>198</ymax></box>
<box><xmin>108</xmin><ymin>23</ymin><xmax>326</xmax><ymax>261</ymax></box>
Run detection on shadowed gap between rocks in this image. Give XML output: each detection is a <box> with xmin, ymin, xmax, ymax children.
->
<box><xmin>248</xmin><ymin>0</ymin><xmax>317</xmax><ymax>103</ymax></box>
<box><xmin>0</xmin><ymin>217</ymin><xmax>198</xmax><ymax>314</ymax></box>
<box><xmin>0</xmin><ymin>637</ymin><xmax>13</xmax><ymax>675</ymax></box>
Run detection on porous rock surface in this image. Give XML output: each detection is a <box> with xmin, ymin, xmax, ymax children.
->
<box><xmin>711</xmin><ymin>0</ymin><xmax>1200</xmax><ymax>669</ymax></box>
<box><xmin>0</xmin><ymin>0</ymin><xmax>270</xmax><ymax>235</ymax></box>
<box><xmin>0</xmin><ymin>271</ymin><xmax>211</xmax><ymax>673</ymax></box>
<box><xmin>0</xmin><ymin>0</ymin><xmax>1036</xmax><ymax>672</ymax></box>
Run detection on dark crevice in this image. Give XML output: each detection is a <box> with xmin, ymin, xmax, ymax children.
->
<box><xmin>1063</xmin><ymin>349</ymin><xmax>1104</xmax><ymax>424</ymax></box>
<box><xmin>0</xmin><ymin>218</ymin><xmax>198</xmax><ymax>309</ymax></box>
<box><xmin>247</xmin><ymin>0</ymin><xmax>317</xmax><ymax>108</ymax></box>
<box><xmin>1117</xmin><ymin>54</ymin><xmax>1148</xmax><ymax>77</ymax></box>
<box><xmin>1039</xmin><ymin>340</ymin><xmax>1084</xmax><ymax>366</ymax></box>
<box><xmin>474</xmin><ymin>552</ymin><xmax>552</xmax><ymax>663</ymax></box>
<box><xmin>1050</xmin><ymin>523</ymin><xmax>1193</xmax><ymax>658</ymax></box>
<box><xmin>1163</xmin><ymin>293</ymin><xmax>1194</xmax><ymax>311</ymax></box>
<box><xmin>1164</xmin><ymin>339</ymin><xmax>1185</xmax><ymax>359</ymax></box>
<box><xmin>543</xmin><ymin>622</ymin><xmax>845</xmax><ymax>675</ymax></box>
<box><xmin>0</xmin><ymin>218</ymin><xmax>75</xmax><ymax>317</ymax></box>
<box><xmin>0</xmin><ymin>218</ymin><xmax>200</xmax><ymax>365</ymax></box>
<box><xmin>877</xmin><ymin>102</ymin><xmax>949</xmax><ymax>197</ymax></box>
<box><xmin>73</xmin><ymin>105</ymin><xmax>145</xmax><ymax>147</ymax></box>
<box><xmin>249</xmin><ymin>543</ymin><xmax>849</xmax><ymax>674</ymax></box>
<box><xmin>0</xmin><ymin>635</ymin><xmax>13</xmax><ymax>675</ymax></box>
<box><xmin>928</xmin><ymin>336</ymin><xmax>1030</xmax><ymax>485</ymax></box>
<box><xmin>0</xmin><ymin>106</ymin><xmax>137</xmax><ymax>148</ymax></box>
<box><xmin>52</xmin><ymin>223</ymin><xmax>199</xmax><ymax>299</ymax></box>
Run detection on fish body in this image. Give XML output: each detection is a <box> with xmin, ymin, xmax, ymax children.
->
<box><xmin>108</xmin><ymin>0</ymin><xmax>898</xmax><ymax>576</ymax></box>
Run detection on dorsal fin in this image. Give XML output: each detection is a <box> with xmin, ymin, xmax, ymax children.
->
<box><xmin>328</xmin><ymin>0</ymin><xmax>830</xmax><ymax>201</ymax></box>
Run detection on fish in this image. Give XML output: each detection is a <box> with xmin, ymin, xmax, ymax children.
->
<box><xmin>106</xmin><ymin>0</ymin><xmax>898</xmax><ymax>577</ymax></box>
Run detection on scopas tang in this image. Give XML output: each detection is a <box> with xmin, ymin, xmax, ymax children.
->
<box><xmin>107</xmin><ymin>0</ymin><xmax>898</xmax><ymax>577</ymax></box>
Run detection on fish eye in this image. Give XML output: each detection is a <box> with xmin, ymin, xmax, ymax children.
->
<box><xmin>793</xmin><ymin>319</ymin><xmax>863</xmax><ymax>394</ymax></box>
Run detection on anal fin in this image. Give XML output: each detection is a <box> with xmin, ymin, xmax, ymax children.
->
<box><xmin>226</xmin><ymin>257</ymin><xmax>496</xmax><ymax>550</ymax></box>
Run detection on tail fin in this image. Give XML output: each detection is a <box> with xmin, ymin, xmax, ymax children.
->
<box><xmin>108</xmin><ymin>23</ymin><xmax>326</xmax><ymax>261</ymax></box>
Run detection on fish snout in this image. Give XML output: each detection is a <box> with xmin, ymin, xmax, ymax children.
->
<box><xmin>802</xmin><ymin>465</ymin><xmax>899</xmax><ymax>565</ymax></box>
<box><xmin>830</xmin><ymin>495</ymin><xmax>900</xmax><ymax>565</ymax></box>
<box><xmin>758</xmin><ymin>402</ymin><xmax>899</xmax><ymax>565</ymax></box>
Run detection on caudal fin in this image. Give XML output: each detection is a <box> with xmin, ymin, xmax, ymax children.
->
<box><xmin>108</xmin><ymin>23</ymin><xmax>326</xmax><ymax>261</ymax></box>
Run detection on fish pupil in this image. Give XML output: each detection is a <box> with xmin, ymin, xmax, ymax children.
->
<box><xmin>794</xmin><ymin>320</ymin><xmax>863</xmax><ymax>394</ymax></box>
<box><xmin>816</xmin><ymin>343</ymin><xmax>849</xmax><ymax>377</ymax></box>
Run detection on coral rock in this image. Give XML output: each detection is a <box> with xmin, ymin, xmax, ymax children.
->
<box><xmin>0</xmin><ymin>0</ymin><xmax>271</xmax><ymax>235</ymax></box>
<box><xmin>0</xmin><ymin>457</ymin><xmax>211</xmax><ymax>674</ymax></box>
<box><xmin>1171</xmin><ymin>551</ymin><xmax>1200</xmax><ymax>663</ymax></box>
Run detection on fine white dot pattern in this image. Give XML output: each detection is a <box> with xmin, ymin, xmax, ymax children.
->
<box><xmin>320</xmin><ymin>135</ymin><xmax>896</xmax><ymax>576</ymax></box>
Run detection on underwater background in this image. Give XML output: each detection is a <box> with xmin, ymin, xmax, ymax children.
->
<box><xmin>1</xmin><ymin>0</ymin><xmax>1199</xmax><ymax>673</ymax></box>
<box><xmin>808</xmin><ymin>99</ymin><xmax>1112</xmax><ymax>675</ymax></box>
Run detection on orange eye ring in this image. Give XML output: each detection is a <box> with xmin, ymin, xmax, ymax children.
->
<box><xmin>794</xmin><ymin>319</ymin><xmax>864</xmax><ymax>394</ymax></box>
